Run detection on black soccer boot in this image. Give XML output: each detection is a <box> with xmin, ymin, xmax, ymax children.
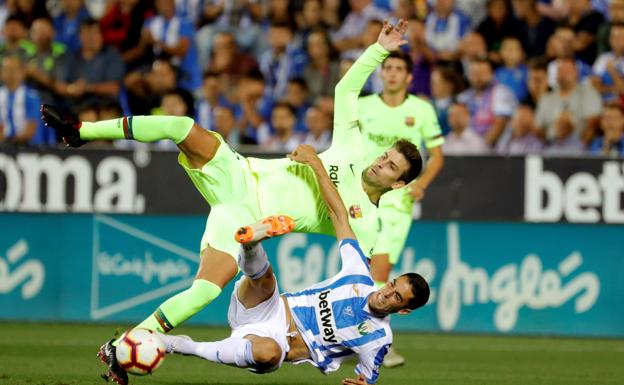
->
<box><xmin>97</xmin><ymin>339</ymin><xmax>129</xmax><ymax>385</ymax></box>
<box><xmin>40</xmin><ymin>104</ymin><xmax>86</xmax><ymax>147</ymax></box>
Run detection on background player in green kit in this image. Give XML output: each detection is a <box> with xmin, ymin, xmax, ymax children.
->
<box><xmin>358</xmin><ymin>51</ymin><xmax>445</xmax><ymax>367</ymax></box>
<box><xmin>41</xmin><ymin>20</ymin><xmax>420</xmax><ymax>385</ymax></box>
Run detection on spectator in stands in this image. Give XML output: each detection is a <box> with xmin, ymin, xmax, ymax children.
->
<box><xmin>457</xmin><ymin>30</ymin><xmax>487</xmax><ymax>76</ymax></box>
<box><xmin>25</xmin><ymin>17</ymin><xmax>65</xmax><ymax>106</ymax></box>
<box><xmin>591</xmin><ymin>23</ymin><xmax>624</xmax><ymax>102</ymax></box>
<box><xmin>99</xmin><ymin>0</ymin><xmax>154</xmax><ymax>72</ymax></box>
<box><xmin>495</xmin><ymin>104</ymin><xmax>544</xmax><ymax>154</ymax></box>
<box><xmin>590</xmin><ymin>103</ymin><xmax>624</xmax><ymax>157</ymax></box>
<box><xmin>424</xmin><ymin>0</ymin><xmax>471</xmax><ymax>65</ymax></box>
<box><xmin>264</xmin><ymin>0</ymin><xmax>294</xmax><ymax>27</ymax></box>
<box><xmin>458</xmin><ymin>57</ymin><xmax>517</xmax><ymax>146</ymax></box>
<box><xmin>303</xmin><ymin>27</ymin><xmax>340</xmax><ymax>100</ymax></box>
<box><xmin>0</xmin><ymin>15</ymin><xmax>31</xmax><ymax>61</ymax></box>
<box><xmin>443</xmin><ymin>102</ymin><xmax>490</xmax><ymax>154</ymax></box>
<box><xmin>523</xmin><ymin>56</ymin><xmax>550</xmax><ymax>108</ymax></box>
<box><xmin>53</xmin><ymin>0</ymin><xmax>90</xmax><ymax>53</ymax></box>
<box><xmin>302</xmin><ymin>105</ymin><xmax>331</xmax><ymax>151</ymax></box>
<box><xmin>543</xmin><ymin>110</ymin><xmax>586</xmax><ymax>155</ymax></box>
<box><xmin>54</xmin><ymin>18</ymin><xmax>124</xmax><ymax>114</ymax></box>
<box><xmin>295</xmin><ymin>0</ymin><xmax>328</xmax><ymax>45</ymax></box>
<box><xmin>536</xmin><ymin>57</ymin><xmax>602</xmax><ymax>144</ymax></box>
<box><xmin>476</xmin><ymin>0</ymin><xmax>525</xmax><ymax>65</ymax></box>
<box><xmin>160</xmin><ymin>88</ymin><xmax>194</xmax><ymax>118</ymax></box>
<box><xmin>511</xmin><ymin>0</ymin><xmax>556</xmax><ymax>58</ymax></box>
<box><xmin>259</xmin><ymin>21</ymin><xmax>306</xmax><ymax>101</ymax></box>
<box><xmin>597</xmin><ymin>0</ymin><xmax>624</xmax><ymax>55</ymax></box>
<box><xmin>234</xmin><ymin>69</ymin><xmax>271</xmax><ymax>143</ymax></box>
<box><xmin>407</xmin><ymin>17</ymin><xmax>435</xmax><ymax>96</ymax></box>
<box><xmin>195</xmin><ymin>70</ymin><xmax>231</xmax><ymax>132</ymax></box>
<box><xmin>195</xmin><ymin>0</ymin><xmax>262</xmax><ymax>65</ymax></box>
<box><xmin>174</xmin><ymin>0</ymin><xmax>203</xmax><ymax>27</ymax></box>
<box><xmin>320</xmin><ymin>0</ymin><xmax>344</xmax><ymax>30</ymax></box>
<box><xmin>332</xmin><ymin>0</ymin><xmax>388</xmax><ymax>60</ymax></box>
<box><xmin>0</xmin><ymin>55</ymin><xmax>42</xmax><ymax>145</ymax></box>
<box><xmin>257</xmin><ymin>101</ymin><xmax>304</xmax><ymax>152</ymax></box>
<box><xmin>207</xmin><ymin>31</ymin><xmax>259</xmax><ymax>81</ymax></box>
<box><xmin>9</xmin><ymin>0</ymin><xmax>49</xmax><ymax>27</ymax></box>
<box><xmin>495</xmin><ymin>37</ymin><xmax>529</xmax><ymax>101</ymax></box>
<box><xmin>546</xmin><ymin>24</ymin><xmax>594</xmax><ymax>88</ymax></box>
<box><xmin>285</xmin><ymin>77</ymin><xmax>311</xmax><ymax>133</ymax></box>
<box><xmin>455</xmin><ymin>0</ymin><xmax>488</xmax><ymax>27</ymax></box>
<box><xmin>142</xmin><ymin>0</ymin><xmax>201</xmax><ymax>91</ymax></box>
<box><xmin>563</xmin><ymin>0</ymin><xmax>604</xmax><ymax>65</ymax></box>
<box><xmin>536</xmin><ymin>0</ymin><xmax>568</xmax><ymax>21</ymax></box>
<box><xmin>214</xmin><ymin>104</ymin><xmax>258</xmax><ymax>148</ymax></box>
<box><xmin>125</xmin><ymin>58</ymin><xmax>178</xmax><ymax>115</ymax></box>
<box><xmin>431</xmin><ymin>65</ymin><xmax>464</xmax><ymax>136</ymax></box>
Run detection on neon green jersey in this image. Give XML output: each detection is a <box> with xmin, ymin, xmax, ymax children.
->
<box><xmin>247</xmin><ymin>44</ymin><xmax>390</xmax><ymax>255</ymax></box>
<box><xmin>358</xmin><ymin>94</ymin><xmax>444</xmax><ymax>164</ymax></box>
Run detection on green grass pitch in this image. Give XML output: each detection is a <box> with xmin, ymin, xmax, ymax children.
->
<box><xmin>0</xmin><ymin>322</ymin><xmax>622</xmax><ymax>385</ymax></box>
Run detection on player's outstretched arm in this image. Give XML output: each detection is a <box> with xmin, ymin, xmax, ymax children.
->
<box><xmin>288</xmin><ymin>144</ymin><xmax>355</xmax><ymax>241</ymax></box>
<box><xmin>332</xmin><ymin>20</ymin><xmax>408</xmax><ymax>146</ymax></box>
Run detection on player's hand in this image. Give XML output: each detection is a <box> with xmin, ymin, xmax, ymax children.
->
<box><xmin>377</xmin><ymin>19</ymin><xmax>408</xmax><ymax>52</ymax></box>
<box><xmin>288</xmin><ymin>144</ymin><xmax>319</xmax><ymax>165</ymax></box>
<box><xmin>342</xmin><ymin>374</ymin><xmax>368</xmax><ymax>385</ymax></box>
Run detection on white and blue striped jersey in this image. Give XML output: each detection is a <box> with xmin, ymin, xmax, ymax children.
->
<box><xmin>285</xmin><ymin>239</ymin><xmax>391</xmax><ymax>384</ymax></box>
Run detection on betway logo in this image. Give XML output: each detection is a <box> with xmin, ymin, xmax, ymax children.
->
<box><xmin>525</xmin><ymin>156</ymin><xmax>624</xmax><ymax>223</ymax></box>
<box><xmin>318</xmin><ymin>290</ymin><xmax>338</xmax><ymax>343</ymax></box>
<box><xmin>0</xmin><ymin>153</ymin><xmax>144</xmax><ymax>213</ymax></box>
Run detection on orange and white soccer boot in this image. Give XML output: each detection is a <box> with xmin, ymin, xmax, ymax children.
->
<box><xmin>235</xmin><ymin>215</ymin><xmax>295</xmax><ymax>244</ymax></box>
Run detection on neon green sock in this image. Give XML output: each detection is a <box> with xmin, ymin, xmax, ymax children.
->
<box><xmin>80</xmin><ymin>115</ymin><xmax>194</xmax><ymax>144</ymax></box>
<box><xmin>113</xmin><ymin>280</ymin><xmax>222</xmax><ymax>346</ymax></box>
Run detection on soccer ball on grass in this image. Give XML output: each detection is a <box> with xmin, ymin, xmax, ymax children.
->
<box><xmin>116</xmin><ymin>328</ymin><xmax>166</xmax><ymax>375</ymax></box>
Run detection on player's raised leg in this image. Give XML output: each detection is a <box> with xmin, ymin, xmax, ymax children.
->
<box><xmin>40</xmin><ymin>104</ymin><xmax>219</xmax><ymax>169</ymax></box>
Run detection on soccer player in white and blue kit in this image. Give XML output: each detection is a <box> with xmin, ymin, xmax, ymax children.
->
<box><xmin>158</xmin><ymin>107</ymin><xmax>430</xmax><ymax>384</ymax></box>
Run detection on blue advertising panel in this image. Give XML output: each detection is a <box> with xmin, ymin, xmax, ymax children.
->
<box><xmin>0</xmin><ymin>214</ymin><xmax>622</xmax><ymax>337</ymax></box>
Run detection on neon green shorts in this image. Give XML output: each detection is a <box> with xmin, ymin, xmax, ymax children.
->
<box><xmin>178</xmin><ymin>132</ymin><xmax>261</xmax><ymax>259</ymax></box>
<box><xmin>372</xmin><ymin>187</ymin><xmax>414</xmax><ymax>265</ymax></box>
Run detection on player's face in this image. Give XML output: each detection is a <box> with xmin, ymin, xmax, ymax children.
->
<box><xmin>369</xmin><ymin>276</ymin><xmax>415</xmax><ymax>315</ymax></box>
<box><xmin>380</xmin><ymin>58</ymin><xmax>412</xmax><ymax>93</ymax></box>
<box><xmin>363</xmin><ymin>148</ymin><xmax>410</xmax><ymax>190</ymax></box>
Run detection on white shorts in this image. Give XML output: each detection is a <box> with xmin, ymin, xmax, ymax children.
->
<box><xmin>227</xmin><ymin>276</ymin><xmax>290</xmax><ymax>373</ymax></box>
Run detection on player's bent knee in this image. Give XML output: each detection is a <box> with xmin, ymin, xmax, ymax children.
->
<box><xmin>251</xmin><ymin>338</ymin><xmax>282</xmax><ymax>369</ymax></box>
<box><xmin>196</xmin><ymin>246</ymin><xmax>238</xmax><ymax>288</ymax></box>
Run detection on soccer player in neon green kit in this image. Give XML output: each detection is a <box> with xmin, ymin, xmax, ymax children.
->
<box><xmin>358</xmin><ymin>51</ymin><xmax>445</xmax><ymax>367</ymax></box>
<box><xmin>42</xmin><ymin>20</ymin><xmax>418</xmax><ymax>385</ymax></box>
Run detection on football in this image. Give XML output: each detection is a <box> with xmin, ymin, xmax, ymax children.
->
<box><xmin>115</xmin><ymin>328</ymin><xmax>166</xmax><ymax>375</ymax></box>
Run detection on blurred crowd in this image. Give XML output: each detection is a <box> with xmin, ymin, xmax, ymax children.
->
<box><xmin>1</xmin><ymin>0</ymin><xmax>624</xmax><ymax>157</ymax></box>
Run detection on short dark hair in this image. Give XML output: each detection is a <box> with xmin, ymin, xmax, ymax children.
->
<box><xmin>272</xmin><ymin>101</ymin><xmax>296</xmax><ymax>116</ymax></box>
<box><xmin>80</xmin><ymin>17</ymin><xmax>100</xmax><ymax>29</ymax></box>
<box><xmin>527</xmin><ymin>56</ymin><xmax>549</xmax><ymax>71</ymax></box>
<box><xmin>402</xmin><ymin>273</ymin><xmax>430</xmax><ymax>310</ymax></box>
<box><xmin>288</xmin><ymin>77</ymin><xmax>308</xmax><ymax>91</ymax></box>
<box><xmin>203</xmin><ymin>70</ymin><xmax>219</xmax><ymax>80</ymax></box>
<box><xmin>470</xmin><ymin>56</ymin><xmax>493</xmax><ymax>69</ymax></box>
<box><xmin>393</xmin><ymin>139</ymin><xmax>422</xmax><ymax>184</ymax></box>
<box><xmin>5</xmin><ymin>14</ymin><xmax>27</xmax><ymax>27</ymax></box>
<box><xmin>382</xmin><ymin>51</ymin><xmax>413</xmax><ymax>73</ymax></box>
<box><xmin>433</xmin><ymin>65</ymin><xmax>465</xmax><ymax>94</ymax></box>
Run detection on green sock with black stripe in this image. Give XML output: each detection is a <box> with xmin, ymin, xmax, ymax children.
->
<box><xmin>112</xmin><ymin>279</ymin><xmax>222</xmax><ymax>346</ymax></box>
<box><xmin>79</xmin><ymin>115</ymin><xmax>193</xmax><ymax>144</ymax></box>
